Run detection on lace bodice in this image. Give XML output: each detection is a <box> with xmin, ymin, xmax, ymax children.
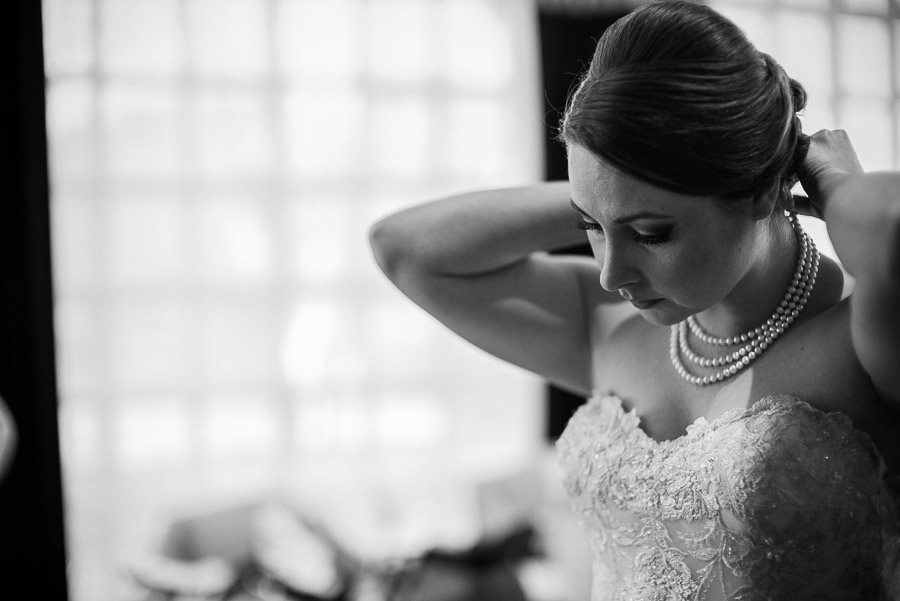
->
<box><xmin>556</xmin><ymin>394</ymin><xmax>900</xmax><ymax>600</ymax></box>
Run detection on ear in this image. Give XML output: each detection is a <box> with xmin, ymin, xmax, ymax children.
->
<box><xmin>747</xmin><ymin>182</ymin><xmax>781</xmax><ymax>222</ymax></box>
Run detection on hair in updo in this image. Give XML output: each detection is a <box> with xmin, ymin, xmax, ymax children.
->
<box><xmin>560</xmin><ymin>1</ymin><xmax>808</xmax><ymax>212</ymax></box>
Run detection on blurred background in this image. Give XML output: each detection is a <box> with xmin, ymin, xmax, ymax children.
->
<box><xmin>9</xmin><ymin>0</ymin><xmax>899</xmax><ymax>599</ymax></box>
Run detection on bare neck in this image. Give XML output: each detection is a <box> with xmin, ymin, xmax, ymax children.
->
<box><xmin>696</xmin><ymin>214</ymin><xmax>799</xmax><ymax>338</ymax></box>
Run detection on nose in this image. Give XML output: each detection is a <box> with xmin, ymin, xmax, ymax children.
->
<box><xmin>598</xmin><ymin>238</ymin><xmax>640</xmax><ymax>292</ymax></box>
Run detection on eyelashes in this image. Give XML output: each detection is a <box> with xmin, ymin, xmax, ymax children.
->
<box><xmin>576</xmin><ymin>220</ymin><xmax>670</xmax><ymax>247</ymax></box>
<box><xmin>633</xmin><ymin>232</ymin><xmax>669</xmax><ymax>247</ymax></box>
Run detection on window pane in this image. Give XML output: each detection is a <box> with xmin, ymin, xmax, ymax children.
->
<box><xmin>43</xmin><ymin>0</ymin><xmax>94</xmax><ymax>74</ymax></box>
<box><xmin>372</xmin><ymin>394</ymin><xmax>449</xmax><ymax>449</ymax></box>
<box><xmin>198</xmin><ymin>301</ymin><xmax>279</xmax><ymax>386</ymax></box>
<box><xmin>108</xmin><ymin>300</ymin><xmax>192</xmax><ymax>390</ymax></box>
<box><xmin>292</xmin><ymin>394</ymin><xmax>369</xmax><ymax>453</ymax></box>
<box><xmin>58</xmin><ymin>397</ymin><xmax>104</xmax><ymax>474</ymax></box>
<box><xmin>775</xmin><ymin>11</ymin><xmax>833</xmax><ymax>95</ymax></box>
<box><xmin>190</xmin><ymin>90</ymin><xmax>273</xmax><ymax>178</ymax></box>
<box><xmin>370</xmin><ymin>96</ymin><xmax>432</xmax><ymax>177</ymax></box>
<box><xmin>112</xmin><ymin>396</ymin><xmax>191</xmax><ymax>470</ymax></box>
<box><xmin>100</xmin><ymin>84</ymin><xmax>183</xmax><ymax>179</ymax></box>
<box><xmin>443</xmin><ymin>98</ymin><xmax>507</xmax><ymax>178</ymax></box>
<box><xmin>276</xmin><ymin>0</ymin><xmax>362</xmax><ymax>79</ymax></box>
<box><xmin>186</xmin><ymin>0</ymin><xmax>268</xmax><ymax>77</ymax></box>
<box><xmin>107</xmin><ymin>197</ymin><xmax>188</xmax><ymax>284</ymax></box>
<box><xmin>281</xmin><ymin>298</ymin><xmax>364</xmax><ymax>387</ymax></box>
<box><xmin>203</xmin><ymin>394</ymin><xmax>279</xmax><ymax>460</ymax></box>
<box><xmin>441</xmin><ymin>0</ymin><xmax>514</xmax><ymax>92</ymax></box>
<box><xmin>99</xmin><ymin>0</ymin><xmax>182</xmax><ymax>75</ymax></box>
<box><xmin>54</xmin><ymin>301</ymin><xmax>102</xmax><ymax>396</ymax></box>
<box><xmin>195</xmin><ymin>197</ymin><xmax>274</xmax><ymax>283</ymax></box>
<box><xmin>364</xmin><ymin>299</ymin><xmax>434</xmax><ymax>379</ymax></box>
<box><xmin>283</xmin><ymin>86</ymin><xmax>365</xmax><ymax>177</ymax></box>
<box><xmin>366</xmin><ymin>0</ymin><xmax>434</xmax><ymax>83</ymax></box>
<box><xmin>51</xmin><ymin>196</ymin><xmax>99</xmax><ymax>288</ymax></box>
<box><xmin>836</xmin><ymin>14</ymin><xmax>891</xmax><ymax>96</ymax></box>
<box><xmin>838</xmin><ymin>98</ymin><xmax>894</xmax><ymax>170</ymax></box>
<box><xmin>292</xmin><ymin>396</ymin><xmax>339</xmax><ymax>452</ymax></box>
<box><xmin>285</xmin><ymin>198</ymin><xmax>353</xmax><ymax>282</ymax></box>
<box><xmin>46</xmin><ymin>80</ymin><xmax>96</xmax><ymax>180</ymax></box>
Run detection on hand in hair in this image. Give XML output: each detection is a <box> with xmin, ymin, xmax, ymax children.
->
<box><xmin>796</xmin><ymin>129</ymin><xmax>865</xmax><ymax>217</ymax></box>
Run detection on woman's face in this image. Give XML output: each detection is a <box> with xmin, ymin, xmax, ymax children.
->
<box><xmin>567</xmin><ymin>144</ymin><xmax>761</xmax><ymax>326</ymax></box>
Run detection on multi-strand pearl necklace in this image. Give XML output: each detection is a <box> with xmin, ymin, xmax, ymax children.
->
<box><xmin>669</xmin><ymin>213</ymin><xmax>819</xmax><ymax>386</ymax></box>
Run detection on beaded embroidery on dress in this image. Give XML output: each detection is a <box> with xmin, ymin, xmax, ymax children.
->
<box><xmin>556</xmin><ymin>394</ymin><xmax>900</xmax><ymax>600</ymax></box>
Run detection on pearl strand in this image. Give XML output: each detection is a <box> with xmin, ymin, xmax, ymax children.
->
<box><xmin>669</xmin><ymin>216</ymin><xmax>819</xmax><ymax>386</ymax></box>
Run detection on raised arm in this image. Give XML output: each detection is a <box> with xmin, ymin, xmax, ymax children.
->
<box><xmin>368</xmin><ymin>182</ymin><xmax>621</xmax><ymax>396</ymax></box>
<box><xmin>798</xmin><ymin>130</ymin><xmax>900</xmax><ymax>406</ymax></box>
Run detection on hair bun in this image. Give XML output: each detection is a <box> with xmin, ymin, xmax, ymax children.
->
<box><xmin>560</xmin><ymin>1</ymin><xmax>810</xmax><ymax>210</ymax></box>
<box><xmin>790</xmin><ymin>78</ymin><xmax>807</xmax><ymax>114</ymax></box>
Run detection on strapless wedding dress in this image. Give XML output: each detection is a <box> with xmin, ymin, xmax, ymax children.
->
<box><xmin>556</xmin><ymin>394</ymin><xmax>900</xmax><ymax>600</ymax></box>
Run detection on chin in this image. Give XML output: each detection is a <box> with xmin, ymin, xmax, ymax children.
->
<box><xmin>633</xmin><ymin>301</ymin><xmax>690</xmax><ymax>327</ymax></box>
<box><xmin>638</xmin><ymin>312</ymin><xmax>678</xmax><ymax>327</ymax></box>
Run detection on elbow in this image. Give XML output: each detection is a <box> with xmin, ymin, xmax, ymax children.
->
<box><xmin>368</xmin><ymin>215</ymin><xmax>415</xmax><ymax>281</ymax></box>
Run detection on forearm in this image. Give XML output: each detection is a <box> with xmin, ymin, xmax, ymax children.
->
<box><xmin>369</xmin><ymin>181</ymin><xmax>587</xmax><ymax>277</ymax></box>
<box><xmin>822</xmin><ymin>172</ymin><xmax>900</xmax><ymax>284</ymax></box>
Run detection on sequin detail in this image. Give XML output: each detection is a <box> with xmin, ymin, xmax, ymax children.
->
<box><xmin>556</xmin><ymin>394</ymin><xmax>900</xmax><ymax>600</ymax></box>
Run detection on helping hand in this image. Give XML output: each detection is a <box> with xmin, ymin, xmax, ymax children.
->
<box><xmin>796</xmin><ymin>129</ymin><xmax>864</xmax><ymax>219</ymax></box>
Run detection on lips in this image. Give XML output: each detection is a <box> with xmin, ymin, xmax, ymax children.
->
<box><xmin>618</xmin><ymin>289</ymin><xmax>660</xmax><ymax>309</ymax></box>
<box><xmin>629</xmin><ymin>298</ymin><xmax>661</xmax><ymax>310</ymax></box>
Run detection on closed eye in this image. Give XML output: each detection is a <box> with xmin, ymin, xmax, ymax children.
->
<box><xmin>633</xmin><ymin>231</ymin><xmax>669</xmax><ymax>246</ymax></box>
<box><xmin>577</xmin><ymin>220</ymin><xmax>670</xmax><ymax>247</ymax></box>
<box><xmin>572</xmin><ymin>195</ymin><xmax>671</xmax><ymax>246</ymax></box>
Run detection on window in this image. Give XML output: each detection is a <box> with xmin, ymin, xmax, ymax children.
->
<box><xmin>42</xmin><ymin>1</ymin><xmax>543</xmax><ymax>599</ymax></box>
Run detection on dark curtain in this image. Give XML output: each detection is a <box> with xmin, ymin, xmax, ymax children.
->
<box><xmin>0</xmin><ymin>0</ymin><xmax>69</xmax><ymax>598</ymax></box>
<box><xmin>538</xmin><ymin>7</ymin><xmax>628</xmax><ymax>441</ymax></box>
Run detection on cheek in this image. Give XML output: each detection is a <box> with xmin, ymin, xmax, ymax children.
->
<box><xmin>652</xmin><ymin>244</ymin><xmax>729</xmax><ymax>300</ymax></box>
<box><xmin>585</xmin><ymin>234</ymin><xmax>742</xmax><ymax>303</ymax></box>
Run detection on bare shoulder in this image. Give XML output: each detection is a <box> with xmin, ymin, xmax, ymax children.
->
<box><xmin>803</xmin><ymin>297</ymin><xmax>900</xmax><ymax>471</ymax></box>
<box><xmin>580</xmin><ymin>277</ymin><xmax>640</xmax><ymax>342</ymax></box>
<box><xmin>780</xmin><ymin>257</ymin><xmax>875</xmax><ymax>405</ymax></box>
<box><xmin>590</xmin><ymin>310</ymin><xmax>670</xmax><ymax>395</ymax></box>
<box><xmin>796</xmin><ymin>251</ymin><xmax>897</xmax><ymax>408</ymax></box>
<box><xmin>781</xmin><ymin>278</ymin><xmax>900</xmax><ymax>439</ymax></box>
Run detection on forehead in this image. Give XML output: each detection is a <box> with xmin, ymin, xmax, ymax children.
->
<box><xmin>566</xmin><ymin>144</ymin><xmax>711</xmax><ymax>220</ymax></box>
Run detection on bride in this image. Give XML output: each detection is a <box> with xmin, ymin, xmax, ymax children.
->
<box><xmin>369</xmin><ymin>2</ymin><xmax>900</xmax><ymax>598</ymax></box>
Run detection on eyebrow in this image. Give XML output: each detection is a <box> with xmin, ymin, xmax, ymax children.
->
<box><xmin>569</xmin><ymin>198</ymin><xmax>670</xmax><ymax>224</ymax></box>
